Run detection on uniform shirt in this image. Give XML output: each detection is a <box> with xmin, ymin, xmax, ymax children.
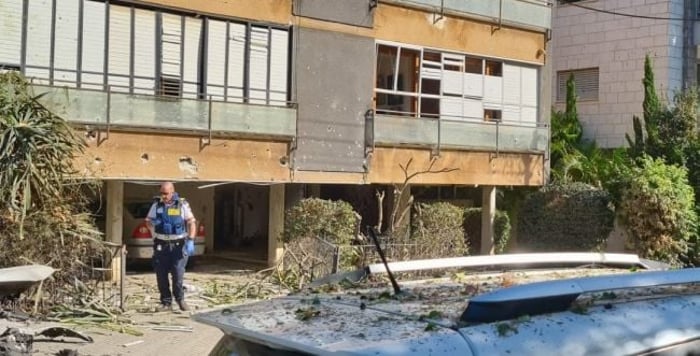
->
<box><xmin>147</xmin><ymin>198</ymin><xmax>195</xmax><ymax>227</ymax></box>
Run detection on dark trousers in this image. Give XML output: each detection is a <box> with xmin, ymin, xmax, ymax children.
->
<box><xmin>153</xmin><ymin>239</ymin><xmax>188</xmax><ymax>305</ymax></box>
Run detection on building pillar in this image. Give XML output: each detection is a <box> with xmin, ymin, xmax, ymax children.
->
<box><xmin>105</xmin><ymin>180</ymin><xmax>124</xmax><ymax>282</ymax></box>
<box><xmin>481</xmin><ymin>185</ymin><xmax>496</xmax><ymax>255</ymax></box>
<box><xmin>268</xmin><ymin>183</ymin><xmax>285</xmax><ymax>266</ymax></box>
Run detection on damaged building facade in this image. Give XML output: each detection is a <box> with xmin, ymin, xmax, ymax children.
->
<box><xmin>0</xmin><ymin>0</ymin><xmax>552</xmax><ymax>268</ymax></box>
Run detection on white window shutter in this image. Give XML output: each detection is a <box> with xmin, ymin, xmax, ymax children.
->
<box><xmin>182</xmin><ymin>17</ymin><xmax>202</xmax><ymax>99</ymax></box>
<box><xmin>53</xmin><ymin>0</ymin><xmax>80</xmax><ymax>85</ymax></box>
<box><xmin>463</xmin><ymin>72</ymin><xmax>483</xmax><ymax>98</ymax></box>
<box><xmin>161</xmin><ymin>13</ymin><xmax>181</xmax><ymax>78</ymax></box>
<box><xmin>108</xmin><ymin>5</ymin><xmax>131</xmax><ymax>92</ymax></box>
<box><xmin>503</xmin><ymin>64</ymin><xmax>521</xmax><ymax>105</ymax></box>
<box><xmin>249</xmin><ymin>26</ymin><xmax>269</xmax><ymax>104</ymax></box>
<box><xmin>133</xmin><ymin>8</ymin><xmax>156</xmax><ymax>94</ymax></box>
<box><xmin>0</xmin><ymin>0</ymin><xmax>23</xmax><ymax>66</ymax></box>
<box><xmin>206</xmin><ymin>19</ymin><xmax>226</xmax><ymax>100</ymax></box>
<box><xmin>227</xmin><ymin>22</ymin><xmax>246</xmax><ymax>102</ymax></box>
<box><xmin>269</xmin><ymin>28</ymin><xmax>288</xmax><ymax>105</ymax></box>
<box><xmin>81</xmin><ymin>0</ymin><xmax>105</xmax><ymax>88</ymax></box>
<box><xmin>25</xmin><ymin>0</ymin><xmax>52</xmax><ymax>82</ymax></box>
<box><xmin>521</xmin><ymin>66</ymin><xmax>537</xmax><ymax>106</ymax></box>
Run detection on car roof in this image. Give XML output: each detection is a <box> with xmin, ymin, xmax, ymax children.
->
<box><xmin>193</xmin><ymin>255</ymin><xmax>699</xmax><ymax>356</ymax></box>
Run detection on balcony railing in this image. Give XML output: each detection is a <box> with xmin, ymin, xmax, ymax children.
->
<box><xmin>385</xmin><ymin>0</ymin><xmax>551</xmax><ymax>31</ymax></box>
<box><xmin>371</xmin><ymin>114</ymin><xmax>548</xmax><ymax>154</ymax></box>
<box><xmin>30</xmin><ymin>84</ymin><xmax>297</xmax><ymax>139</ymax></box>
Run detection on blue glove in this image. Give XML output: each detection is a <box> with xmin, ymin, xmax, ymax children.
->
<box><xmin>184</xmin><ymin>239</ymin><xmax>195</xmax><ymax>256</ymax></box>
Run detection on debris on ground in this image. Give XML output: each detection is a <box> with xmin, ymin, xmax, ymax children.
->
<box><xmin>48</xmin><ymin>298</ymin><xmax>141</xmax><ymax>336</ymax></box>
<box><xmin>0</xmin><ymin>326</ymin><xmax>91</xmax><ymax>356</ymax></box>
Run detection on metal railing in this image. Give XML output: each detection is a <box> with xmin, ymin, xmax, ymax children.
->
<box><xmin>30</xmin><ymin>80</ymin><xmax>297</xmax><ymax>145</ymax></box>
<box><xmin>370</xmin><ymin>111</ymin><xmax>549</xmax><ymax>155</ymax></box>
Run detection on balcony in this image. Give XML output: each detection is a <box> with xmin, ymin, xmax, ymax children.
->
<box><xmin>31</xmin><ymin>85</ymin><xmax>297</xmax><ymax>139</ymax></box>
<box><xmin>388</xmin><ymin>0</ymin><xmax>551</xmax><ymax>31</ymax></box>
<box><xmin>372</xmin><ymin>114</ymin><xmax>548</xmax><ymax>154</ymax></box>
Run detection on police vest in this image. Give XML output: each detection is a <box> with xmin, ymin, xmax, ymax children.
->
<box><xmin>154</xmin><ymin>197</ymin><xmax>186</xmax><ymax>236</ymax></box>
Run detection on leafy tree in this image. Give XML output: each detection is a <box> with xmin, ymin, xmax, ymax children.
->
<box><xmin>550</xmin><ymin>74</ymin><xmax>582</xmax><ymax>173</ymax></box>
<box><xmin>550</xmin><ymin>74</ymin><xmax>628</xmax><ymax>189</ymax></box>
<box><xmin>0</xmin><ymin>72</ymin><xmax>103</xmax><ymax>305</ymax></box>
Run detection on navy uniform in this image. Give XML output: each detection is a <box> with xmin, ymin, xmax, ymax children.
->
<box><xmin>146</xmin><ymin>192</ymin><xmax>195</xmax><ymax>311</ymax></box>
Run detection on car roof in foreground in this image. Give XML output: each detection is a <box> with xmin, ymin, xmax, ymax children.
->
<box><xmin>193</xmin><ymin>253</ymin><xmax>700</xmax><ymax>356</ymax></box>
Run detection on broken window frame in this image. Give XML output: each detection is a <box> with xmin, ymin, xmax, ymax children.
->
<box><xmin>374</xmin><ymin>41</ymin><xmax>538</xmax><ymax>125</ymax></box>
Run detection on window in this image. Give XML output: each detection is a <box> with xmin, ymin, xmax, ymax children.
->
<box><xmin>4</xmin><ymin>2</ymin><xmax>290</xmax><ymax>105</ymax></box>
<box><xmin>485</xmin><ymin>60</ymin><xmax>502</xmax><ymax>76</ymax></box>
<box><xmin>557</xmin><ymin>68</ymin><xmax>599</xmax><ymax>101</ymax></box>
<box><xmin>375</xmin><ymin>44</ymin><xmax>419</xmax><ymax>116</ymax></box>
<box><xmin>159</xmin><ymin>76</ymin><xmax>182</xmax><ymax>97</ymax></box>
<box><xmin>374</xmin><ymin>42</ymin><xmax>538</xmax><ymax>125</ymax></box>
<box><xmin>484</xmin><ymin>109</ymin><xmax>502</xmax><ymax>122</ymax></box>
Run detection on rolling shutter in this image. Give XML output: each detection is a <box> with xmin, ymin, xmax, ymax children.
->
<box><xmin>133</xmin><ymin>8</ymin><xmax>156</xmax><ymax>94</ymax></box>
<box><xmin>248</xmin><ymin>26</ymin><xmax>269</xmax><ymax>104</ymax></box>
<box><xmin>0</xmin><ymin>0</ymin><xmax>23</xmax><ymax>67</ymax></box>
<box><xmin>107</xmin><ymin>4</ymin><xmax>131</xmax><ymax>92</ymax></box>
<box><xmin>268</xmin><ymin>28</ymin><xmax>288</xmax><ymax>105</ymax></box>
<box><xmin>81</xmin><ymin>0</ymin><xmax>105</xmax><ymax>89</ymax></box>
<box><xmin>25</xmin><ymin>0</ymin><xmax>52</xmax><ymax>82</ymax></box>
<box><xmin>182</xmin><ymin>17</ymin><xmax>202</xmax><ymax>99</ymax></box>
<box><xmin>206</xmin><ymin>19</ymin><xmax>226</xmax><ymax>100</ymax></box>
<box><xmin>502</xmin><ymin>64</ymin><xmax>521</xmax><ymax>105</ymax></box>
<box><xmin>161</xmin><ymin>13</ymin><xmax>181</xmax><ymax>78</ymax></box>
<box><xmin>53</xmin><ymin>0</ymin><xmax>80</xmax><ymax>86</ymax></box>
<box><xmin>227</xmin><ymin>22</ymin><xmax>246</xmax><ymax>102</ymax></box>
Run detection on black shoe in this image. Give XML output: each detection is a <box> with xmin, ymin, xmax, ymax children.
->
<box><xmin>177</xmin><ymin>300</ymin><xmax>189</xmax><ymax>311</ymax></box>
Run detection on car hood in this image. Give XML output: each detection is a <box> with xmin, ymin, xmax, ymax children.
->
<box><xmin>193</xmin><ymin>295</ymin><xmax>471</xmax><ymax>356</ymax></box>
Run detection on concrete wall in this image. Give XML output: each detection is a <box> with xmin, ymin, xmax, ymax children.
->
<box><xmin>551</xmin><ymin>0</ymin><xmax>687</xmax><ymax>148</ymax></box>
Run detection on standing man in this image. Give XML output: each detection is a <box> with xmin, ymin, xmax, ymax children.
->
<box><xmin>145</xmin><ymin>181</ymin><xmax>197</xmax><ymax>312</ymax></box>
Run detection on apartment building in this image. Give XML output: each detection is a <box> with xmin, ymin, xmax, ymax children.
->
<box><xmin>552</xmin><ymin>0</ymin><xmax>696</xmax><ymax>147</ymax></box>
<box><xmin>0</xmin><ymin>0</ymin><xmax>552</xmax><ymax>267</ymax></box>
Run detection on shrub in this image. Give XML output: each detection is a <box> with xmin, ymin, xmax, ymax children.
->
<box><xmin>282</xmin><ymin>198</ymin><xmax>360</xmax><ymax>278</ymax></box>
<box><xmin>411</xmin><ymin>202</ymin><xmax>467</xmax><ymax>258</ymax></box>
<box><xmin>517</xmin><ymin>182</ymin><xmax>614</xmax><ymax>252</ymax></box>
<box><xmin>283</xmin><ymin>198</ymin><xmax>358</xmax><ymax>245</ymax></box>
<box><xmin>463</xmin><ymin>208</ymin><xmax>511</xmax><ymax>254</ymax></box>
<box><xmin>618</xmin><ymin>156</ymin><xmax>697</xmax><ymax>265</ymax></box>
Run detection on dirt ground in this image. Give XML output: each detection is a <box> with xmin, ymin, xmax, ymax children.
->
<box><xmin>0</xmin><ymin>258</ymin><xmax>285</xmax><ymax>356</ymax></box>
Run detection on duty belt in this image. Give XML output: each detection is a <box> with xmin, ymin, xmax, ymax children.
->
<box><xmin>154</xmin><ymin>233</ymin><xmax>186</xmax><ymax>241</ymax></box>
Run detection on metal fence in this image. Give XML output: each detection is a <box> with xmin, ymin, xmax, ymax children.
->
<box><xmin>283</xmin><ymin>235</ymin><xmax>463</xmax><ymax>281</ymax></box>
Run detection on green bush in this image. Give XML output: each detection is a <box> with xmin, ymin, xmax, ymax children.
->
<box><xmin>618</xmin><ymin>156</ymin><xmax>697</xmax><ymax>265</ymax></box>
<box><xmin>411</xmin><ymin>202</ymin><xmax>468</xmax><ymax>257</ymax></box>
<box><xmin>517</xmin><ymin>182</ymin><xmax>614</xmax><ymax>252</ymax></box>
<box><xmin>282</xmin><ymin>198</ymin><xmax>360</xmax><ymax>277</ymax></box>
<box><xmin>463</xmin><ymin>208</ymin><xmax>511</xmax><ymax>254</ymax></box>
<box><xmin>283</xmin><ymin>198</ymin><xmax>358</xmax><ymax>245</ymax></box>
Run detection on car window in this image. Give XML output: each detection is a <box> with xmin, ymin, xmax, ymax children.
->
<box><xmin>633</xmin><ymin>337</ymin><xmax>700</xmax><ymax>356</ymax></box>
<box><xmin>125</xmin><ymin>202</ymin><xmax>153</xmax><ymax>219</ymax></box>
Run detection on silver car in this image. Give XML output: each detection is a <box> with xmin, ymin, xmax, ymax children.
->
<box><xmin>124</xmin><ymin>200</ymin><xmax>206</xmax><ymax>261</ymax></box>
<box><xmin>194</xmin><ymin>253</ymin><xmax>700</xmax><ymax>356</ymax></box>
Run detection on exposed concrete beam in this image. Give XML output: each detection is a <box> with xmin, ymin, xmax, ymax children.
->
<box><xmin>268</xmin><ymin>184</ymin><xmax>285</xmax><ymax>266</ymax></box>
<box><xmin>481</xmin><ymin>185</ymin><xmax>496</xmax><ymax>255</ymax></box>
<box><xmin>105</xmin><ymin>180</ymin><xmax>124</xmax><ymax>282</ymax></box>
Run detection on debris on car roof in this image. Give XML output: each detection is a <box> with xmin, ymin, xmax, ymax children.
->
<box><xmin>193</xmin><ymin>254</ymin><xmax>700</xmax><ymax>356</ymax></box>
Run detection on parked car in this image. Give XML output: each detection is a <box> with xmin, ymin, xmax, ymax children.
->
<box><xmin>193</xmin><ymin>253</ymin><xmax>700</xmax><ymax>356</ymax></box>
<box><xmin>124</xmin><ymin>200</ymin><xmax>206</xmax><ymax>261</ymax></box>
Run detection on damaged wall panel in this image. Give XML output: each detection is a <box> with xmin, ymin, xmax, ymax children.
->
<box><xmin>293</xmin><ymin>28</ymin><xmax>374</xmax><ymax>173</ymax></box>
<box><xmin>293</xmin><ymin>0</ymin><xmax>375</xmax><ymax>28</ymax></box>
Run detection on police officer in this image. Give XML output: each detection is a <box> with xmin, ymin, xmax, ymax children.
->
<box><xmin>145</xmin><ymin>181</ymin><xmax>197</xmax><ymax>312</ymax></box>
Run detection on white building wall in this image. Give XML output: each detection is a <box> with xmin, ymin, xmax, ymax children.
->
<box><xmin>552</xmin><ymin>0</ymin><xmax>685</xmax><ymax>148</ymax></box>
